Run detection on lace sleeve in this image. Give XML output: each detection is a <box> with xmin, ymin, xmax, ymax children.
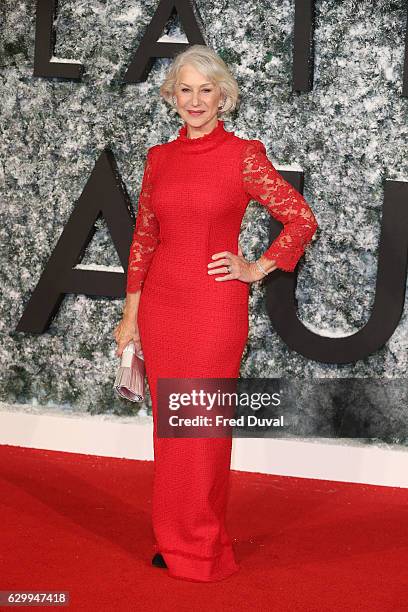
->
<box><xmin>126</xmin><ymin>147</ymin><xmax>160</xmax><ymax>293</ymax></box>
<box><xmin>241</xmin><ymin>140</ymin><xmax>318</xmax><ymax>272</ymax></box>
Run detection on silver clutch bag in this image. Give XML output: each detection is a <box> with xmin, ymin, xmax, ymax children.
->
<box><xmin>113</xmin><ymin>341</ymin><xmax>145</xmax><ymax>402</ymax></box>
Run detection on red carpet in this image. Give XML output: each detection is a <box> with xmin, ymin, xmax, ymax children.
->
<box><xmin>0</xmin><ymin>444</ymin><xmax>407</xmax><ymax>611</ymax></box>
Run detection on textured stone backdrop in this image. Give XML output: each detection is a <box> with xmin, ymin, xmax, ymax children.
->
<box><xmin>1</xmin><ymin>1</ymin><xmax>407</xmax><ymax>443</ymax></box>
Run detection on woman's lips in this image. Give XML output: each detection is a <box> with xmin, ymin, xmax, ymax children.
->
<box><xmin>188</xmin><ymin>110</ymin><xmax>205</xmax><ymax>115</ymax></box>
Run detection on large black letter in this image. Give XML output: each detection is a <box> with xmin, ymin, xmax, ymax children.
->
<box><xmin>124</xmin><ymin>0</ymin><xmax>205</xmax><ymax>83</ymax></box>
<box><xmin>293</xmin><ymin>0</ymin><xmax>315</xmax><ymax>92</ymax></box>
<box><xmin>265</xmin><ymin>177</ymin><xmax>408</xmax><ymax>364</ymax></box>
<box><xmin>16</xmin><ymin>149</ymin><xmax>133</xmax><ymax>333</ymax></box>
<box><xmin>34</xmin><ymin>0</ymin><xmax>84</xmax><ymax>80</ymax></box>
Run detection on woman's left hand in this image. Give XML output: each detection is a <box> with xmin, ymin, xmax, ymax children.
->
<box><xmin>207</xmin><ymin>246</ymin><xmax>265</xmax><ymax>284</ymax></box>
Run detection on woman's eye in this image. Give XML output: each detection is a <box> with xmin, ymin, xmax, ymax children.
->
<box><xmin>180</xmin><ymin>88</ymin><xmax>212</xmax><ymax>93</ymax></box>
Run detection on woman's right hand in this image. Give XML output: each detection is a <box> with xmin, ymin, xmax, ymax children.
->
<box><xmin>113</xmin><ymin>316</ymin><xmax>142</xmax><ymax>357</ymax></box>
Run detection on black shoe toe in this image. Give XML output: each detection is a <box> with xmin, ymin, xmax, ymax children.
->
<box><xmin>151</xmin><ymin>552</ymin><xmax>167</xmax><ymax>568</ymax></box>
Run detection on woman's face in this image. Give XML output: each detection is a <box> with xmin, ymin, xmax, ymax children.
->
<box><xmin>173</xmin><ymin>63</ymin><xmax>224</xmax><ymax>128</ymax></box>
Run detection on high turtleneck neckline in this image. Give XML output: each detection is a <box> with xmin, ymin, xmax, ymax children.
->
<box><xmin>174</xmin><ymin>119</ymin><xmax>233</xmax><ymax>152</ymax></box>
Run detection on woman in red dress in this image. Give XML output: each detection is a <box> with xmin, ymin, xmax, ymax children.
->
<box><xmin>114</xmin><ymin>45</ymin><xmax>318</xmax><ymax>582</ymax></box>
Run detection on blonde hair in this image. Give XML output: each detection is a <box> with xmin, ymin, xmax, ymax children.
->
<box><xmin>159</xmin><ymin>45</ymin><xmax>240</xmax><ymax>115</ymax></box>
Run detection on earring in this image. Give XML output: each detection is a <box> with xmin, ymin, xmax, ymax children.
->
<box><xmin>218</xmin><ymin>98</ymin><xmax>226</xmax><ymax>111</ymax></box>
<box><xmin>172</xmin><ymin>96</ymin><xmax>177</xmax><ymax>106</ymax></box>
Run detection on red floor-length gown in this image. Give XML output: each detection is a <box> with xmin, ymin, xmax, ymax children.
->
<box><xmin>126</xmin><ymin>119</ymin><xmax>318</xmax><ymax>582</ymax></box>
